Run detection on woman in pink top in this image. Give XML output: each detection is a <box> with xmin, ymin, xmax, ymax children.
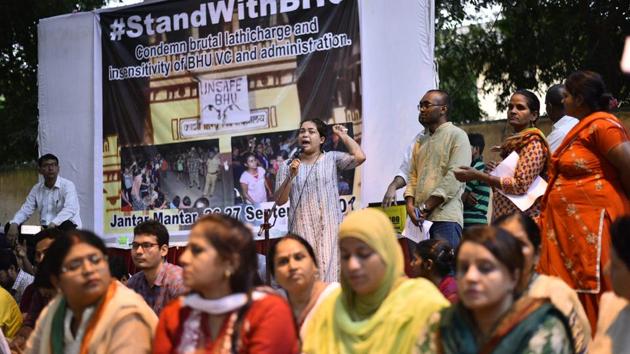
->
<box><xmin>239</xmin><ymin>153</ymin><xmax>271</xmax><ymax>205</ymax></box>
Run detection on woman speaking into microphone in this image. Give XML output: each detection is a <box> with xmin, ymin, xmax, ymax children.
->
<box><xmin>275</xmin><ymin>119</ymin><xmax>365</xmax><ymax>282</ymax></box>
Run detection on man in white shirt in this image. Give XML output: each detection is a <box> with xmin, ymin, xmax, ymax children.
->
<box><xmin>381</xmin><ymin>130</ymin><xmax>425</xmax><ymax>208</ymax></box>
<box><xmin>545</xmin><ymin>84</ymin><xmax>579</xmax><ymax>153</ymax></box>
<box><xmin>6</xmin><ymin>154</ymin><xmax>81</xmax><ymax>245</ymax></box>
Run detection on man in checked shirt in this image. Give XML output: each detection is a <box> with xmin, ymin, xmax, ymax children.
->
<box><xmin>128</xmin><ymin>220</ymin><xmax>186</xmax><ymax>314</ymax></box>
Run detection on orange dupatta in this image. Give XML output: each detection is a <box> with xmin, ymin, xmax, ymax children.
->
<box><xmin>79</xmin><ymin>281</ymin><xmax>117</xmax><ymax>354</ymax></box>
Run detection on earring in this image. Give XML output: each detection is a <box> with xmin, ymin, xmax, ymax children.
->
<box><xmin>224</xmin><ymin>269</ymin><xmax>232</xmax><ymax>279</ymax></box>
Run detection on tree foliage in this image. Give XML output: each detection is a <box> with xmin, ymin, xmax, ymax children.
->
<box><xmin>0</xmin><ymin>0</ymin><xmax>105</xmax><ymax>167</ymax></box>
<box><xmin>436</xmin><ymin>0</ymin><xmax>630</xmax><ymax>119</ymax></box>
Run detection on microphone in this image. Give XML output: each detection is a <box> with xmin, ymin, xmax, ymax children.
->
<box><xmin>286</xmin><ymin>147</ymin><xmax>304</xmax><ymax>165</ymax></box>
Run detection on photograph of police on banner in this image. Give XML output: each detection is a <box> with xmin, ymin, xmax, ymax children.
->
<box><xmin>119</xmin><ymin>139</ymin><xmax>225</xmax><ymax>212</ymax></box>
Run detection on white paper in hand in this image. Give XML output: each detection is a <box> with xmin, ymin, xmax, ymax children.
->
<box><xmin>490</xmin><ymin>151</ymin><xmax>548</xmax><ymax>211</ymax></box>
<box><xmin>402</xmin><ymin>216</ymin><xmax>431</xmax><ymax>243</ymax></box>
<box><xmin>490</xmin><ymin>151</ymin><xmax>519</xmax><ymax>178</ymax></box>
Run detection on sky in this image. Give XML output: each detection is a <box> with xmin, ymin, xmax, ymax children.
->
<box><xmin>103</xmin><ymin>0</ymin><xmax>143</xmax><ymax>9</ymax></box>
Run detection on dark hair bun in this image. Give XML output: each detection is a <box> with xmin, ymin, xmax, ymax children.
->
<box><xmin>599</xmin><ymin>93</ymin><xmax>613</xmax><ymax>111</ymax></box>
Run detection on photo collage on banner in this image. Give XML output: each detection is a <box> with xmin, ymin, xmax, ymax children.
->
<box><xmin>100</xmin><ymin>0</ymin><xmax>362</xmax><ymax>245</ymax></box>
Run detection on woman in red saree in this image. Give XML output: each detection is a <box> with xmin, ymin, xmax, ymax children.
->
<box><xmin>539</xmin><ymin>71</ymin><xmax>630</xmax><ymax>331</ymax></box>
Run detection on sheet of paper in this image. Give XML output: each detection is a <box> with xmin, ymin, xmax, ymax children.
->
<box><xmin>402</xmin><ymin>216</ymin><xmax>432</xmax><ymax>243</ymax></box>
<box><xmin>490</xmin><ymin>151</ymin><xmax>519</xmax><ymax>178</ymax></box>
<box><xmin>497</xmin><ymin>176</ymin><xmax>548</xmax><ymax>212</ymax></box>
<box><xmin>490</xmin><ymin>151</ymin><xmax>548</xmax><ymax>211</ymax></box>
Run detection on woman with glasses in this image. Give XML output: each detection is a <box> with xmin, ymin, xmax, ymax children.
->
<box><xmin>454</xmin><ymin>90</ymin><xmax>550</xmax><ymax>221</ymax></box>
<box><xmin>25</xmin><ymin>230</ymin><xmax>157</xmax><ymax>354</ymax></box>
<box><xmin>153</xmin><ymin>214</ymin><xmax>298</xmax><ymax>354</ymax></box>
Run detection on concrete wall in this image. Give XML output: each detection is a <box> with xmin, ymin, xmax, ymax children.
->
<box><xmin>0</xmin><ymin>168</ymin><xmax>38</xmax><ymax>226</ymax></box>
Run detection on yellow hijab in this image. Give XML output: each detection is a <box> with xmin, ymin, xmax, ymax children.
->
<box><xmin>302</xmin><ymin>208</ymin><xmax>449</xmax><ymax>354</ymax></box>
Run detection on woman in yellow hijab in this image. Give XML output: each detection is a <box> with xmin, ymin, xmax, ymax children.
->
<box><xmin>302</xmin><ymin>208</ymin><xmax>449</xmax><ymax>353</ymax></box>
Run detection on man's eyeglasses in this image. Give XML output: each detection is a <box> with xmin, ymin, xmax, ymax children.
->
<box><xmin>417</xmin><ymin>102</ymin><xmax>445</xmax><ymax>110</ymax></box>
<box><xmin>131</xmin><ymin>242</ymin><xmax>160</xmax><ymax>250</ymax></box>
<box><xmin>61</xmin><ymin>253</ymin><xmax>107</xmax><ymax>273</ymax></box>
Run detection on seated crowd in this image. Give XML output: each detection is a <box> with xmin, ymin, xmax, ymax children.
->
<box><xmin>2</xmin><ymin>211</ymin><xmax>630</xmax><ymax>353</ymax></box>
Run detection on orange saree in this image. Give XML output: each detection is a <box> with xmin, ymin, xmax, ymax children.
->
<box><xmin>538</xmin><ymin>111</ymin><xmax>630</xmax><ymax>331</ymax></box>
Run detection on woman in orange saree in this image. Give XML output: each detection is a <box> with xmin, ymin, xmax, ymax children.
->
<box><xmin>539</xmin><ymin>71</ymin><xmax>630</xmax><ymax>331</ymax></box>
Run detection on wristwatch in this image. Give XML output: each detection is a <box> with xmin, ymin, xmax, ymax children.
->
<box><xmin>419</xmin><ymin>203</ymin><xmax>430</xmax><ymax>215</ymax></box>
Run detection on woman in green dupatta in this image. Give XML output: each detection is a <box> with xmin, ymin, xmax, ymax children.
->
<box><xmin>416</xmin><ymin>225</ymin><xmax>574</xmax><ymax>354</ymax></box>
<box><xmin>302</xmin><ymin>208</ymin><xmax>449</xmax><ymax>354</ymax></box>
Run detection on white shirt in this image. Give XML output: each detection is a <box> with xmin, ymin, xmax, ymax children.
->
<box><xmin>10</xmin><ymin>176</ymin><xmax>82</xmax><ymax>227</ymax></box>
<box><xmin>64</xmin><ymin>305</ymin><xmax>96</xmax><ymax>354</ymax></box>
<box><xmin>547</xmin><ymin>115</ymin><xmax>579</xmax><ymax>153</ymax></box>
<box><xmin>395</xmin><ymin>131</ymin><xmax>425</xmax><ymax>183</ymax></box>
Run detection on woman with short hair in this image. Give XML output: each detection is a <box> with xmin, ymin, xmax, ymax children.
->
<box><xmin>275</xmin><ymin>119</ymin><xmax>366</xmax><ymax>282</ymax></box>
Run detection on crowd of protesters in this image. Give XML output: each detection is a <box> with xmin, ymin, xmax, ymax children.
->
<box><xmin>1</xmin><ymin>70</ymin><xmax>629</xmax><ymax>353</ymax></box>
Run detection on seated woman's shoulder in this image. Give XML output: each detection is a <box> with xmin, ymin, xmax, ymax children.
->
<box><xmin>250</xmin><ymin>289</ymin><xmax>294</xmax><ymax>312</ymax></box>
<box><xmin>529</xmin><ymin>274</ymin><xmax>576</xmax><ymax>297</ymax></box>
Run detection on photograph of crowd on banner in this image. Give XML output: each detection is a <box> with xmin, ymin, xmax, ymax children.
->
<box><xmin>100</xmin><ymin>0</ymin><xmax>361</xmax><ymax>241</ymax></box>
<box><xmin>230</xmin><ymin>122</ymin><xmax>355</xmax><ymax>205</ymax></box>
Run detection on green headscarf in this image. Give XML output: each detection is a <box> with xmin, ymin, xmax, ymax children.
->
<box><xmin>337</xmin><ymin>207</ymin><xmax>405</xmax><ymax>320</ymax></box>
<box><xmin>303</xmin><ymin>208</ymin><xmax>449</xmax><ymax>354</ymax></box>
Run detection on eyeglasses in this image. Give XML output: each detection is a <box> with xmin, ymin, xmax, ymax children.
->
<box><xmin>417</xmin><ymin>102</ymin><xmax>445</xmax><ymax>110</ymax></box>
<box><xmin>61</xmin><ymin>253</ymin><xmax>107</xmax><ymax>273</ymax></box>
<box><xmin>131</xmin><ymin>242</ymin><xmax>160</xmax><ymax>250</ymax></box>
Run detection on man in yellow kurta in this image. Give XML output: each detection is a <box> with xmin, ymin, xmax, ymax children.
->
<box><xmin>404</xmin><ymin>90</ymin><xmax>471</xmax><ymax>248</ymax></box>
